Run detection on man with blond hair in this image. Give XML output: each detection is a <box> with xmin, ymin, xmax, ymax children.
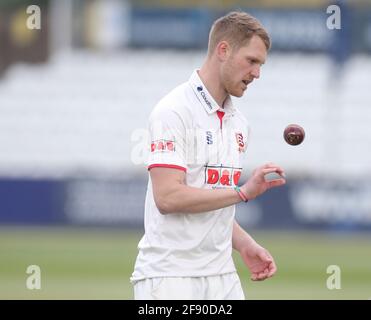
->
<box><xmin>131</xmin><ymin>11</ymin><xmax>286</xmax><ymax>300</ymax></box>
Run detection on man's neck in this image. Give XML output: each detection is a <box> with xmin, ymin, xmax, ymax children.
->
<box><xmin>198</xmin><ymin>63</ymin><xmax>228</xmax><ymax>108</ymax></box>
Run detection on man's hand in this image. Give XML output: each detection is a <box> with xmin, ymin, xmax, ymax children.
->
<box><xmin>240</xmin><ymin>163</ymin><xmax>286</xmax><ymax>200</ymax></box>
<box><xmin>239</xmin><ymin>242</ymin><xmax>277</xmax><ymax>281</ymax></box>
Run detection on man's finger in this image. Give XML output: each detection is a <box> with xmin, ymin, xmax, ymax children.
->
<box><xmin>267</xmin><ymin>262</ymin><xmax>277</xmax><ymax>277</ymax></box>
<box><xmin>262</xmin><ymin>162</ymin><xmax>277</xmax><ymax>169</ymax></box>
<box><xmin>258</xmin><ymin>251</ymin><xmax>272</xmax><ymax>262</ymax></box>
<box><xmin>257</xmin><ymin>272</ymin><xmax>268</xmax><ymax>280</ymax></box>
<box><xmin>251</xmin><ymin>272</ymin><xmax>266</xmax><ymax>281</ymax></box>
<box><xmin>261</xmin><ymin>165</ymin><xmax>285</xmax><ymax>176</ymax></box>
<box><xmin>262</xmin><ymin>168</ymin><xmax>281</xmax><ymax>175</ymax></box>
<box><xmin>267</xmin><ymin>179</ymin><xmax>286</xmax><ymax>188</ymax></box>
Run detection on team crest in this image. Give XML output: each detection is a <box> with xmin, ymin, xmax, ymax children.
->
<box><xmin>235</xmin><ymin>133</ymin><xmax>246</xmax><ymax>153</ymax></box>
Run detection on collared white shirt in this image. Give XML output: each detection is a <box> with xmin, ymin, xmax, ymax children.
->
<box><xmin>131</xmin><ymin>70</ymin><xmax>250</xmax><ymax>281</ymax></box>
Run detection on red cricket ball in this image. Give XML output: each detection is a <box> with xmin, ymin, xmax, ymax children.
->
<box><xmin>284</xmin><ymin>124</ymin><xmax>305</xmax><ymax>146</ymax></box>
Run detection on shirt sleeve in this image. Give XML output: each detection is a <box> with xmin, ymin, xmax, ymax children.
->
<box><xmin>147</xmin><ymin>107</ymin><xmax>187</xmax><ymax>172</ymax></box>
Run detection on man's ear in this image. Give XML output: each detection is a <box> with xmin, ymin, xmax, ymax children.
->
<box><xmin>216</xmin><ymin>41</ymin><xmax>231</xmax><ymax>61</ymax></box>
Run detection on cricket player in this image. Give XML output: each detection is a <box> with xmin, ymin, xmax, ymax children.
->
<box><xmin>131</xmin><ymin>11</ymin><xmax>286</xmax><ymax>300</ymax></box>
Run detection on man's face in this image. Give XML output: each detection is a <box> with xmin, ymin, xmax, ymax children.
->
<box><xmin>221</xmin><ymin>35</ymin><xmax>267</xmax><ymax>97</ymax></box>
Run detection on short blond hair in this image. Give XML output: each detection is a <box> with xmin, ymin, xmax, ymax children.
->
<box><xmin>208</xmin><ymin>11</ymin><xmax>270</xmax><ymax>55</ymax></box>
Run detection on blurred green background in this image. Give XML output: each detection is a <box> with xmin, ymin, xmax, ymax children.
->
<box><xmin>1</xmin><ymin>227</ymin><xmax>370</xmax><ymax>300</ymax></box>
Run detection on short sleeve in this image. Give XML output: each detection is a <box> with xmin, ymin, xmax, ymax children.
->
<box><xmin>147</xmin><ymin>107</ymin><xmax>187</xmax><ymax>172</ymax></box>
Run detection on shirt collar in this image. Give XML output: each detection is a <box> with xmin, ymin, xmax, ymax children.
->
<box><xmin>189</xmin><ymin>69</ymin><xmax>236</xmax><ymax>116</ymax></box>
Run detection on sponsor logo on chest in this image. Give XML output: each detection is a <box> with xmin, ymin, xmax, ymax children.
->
<box><xmin>205</xmin><ymin>165</ymin><xmax>242</xmax><ymax>188</ymax></box>
<box><xmin>197</xmin><ymin>86</ymin><xmax>213</xmax><ymax>110</ymax></box>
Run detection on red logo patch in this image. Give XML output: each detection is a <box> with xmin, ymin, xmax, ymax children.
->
<box><xmin>151</xmin><ymin>140</ymin><xmax>175</xmax><ymax>152</ymax></box>
<box><xmin>205</xmin><ymin>166</ymin><xmax>242</xmax><ymax>187</ymax></box>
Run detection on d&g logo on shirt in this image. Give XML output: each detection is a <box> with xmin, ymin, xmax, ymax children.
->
<box><xmin>205</xmin><ymin>165</ymin><xmax>242</xmax><ymax>188</ymax></box>
<box><xmin>151</xmin><ymin>140</ymin><xmax>175</xmax><ymax>153</ymax></box>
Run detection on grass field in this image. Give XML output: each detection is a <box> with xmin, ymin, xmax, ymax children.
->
<box><xmin>1</xmin><ymin>227</ymin><xmax>370</xmax><ymax>300</ymax></box>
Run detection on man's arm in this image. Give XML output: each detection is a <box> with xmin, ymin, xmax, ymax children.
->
<box><xmin>150</xmin><ymin>167</ymin><xmax>241</xmax><ymax>214</ymax></box>
<box><xmin>232</xmin><ymin>219</ymin><xmax>257</xmax><ymax>251</ymax></box>
<box><xmin>150</xmin><ymin>162</ymin><xmax>285</xmax><ymax>214</ymax></box>
<box><xmin>232</xmin><ymin>219</ymin><xmax>277</xmax><ymax>280</ymax></box>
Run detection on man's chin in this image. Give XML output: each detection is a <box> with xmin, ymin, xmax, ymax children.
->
<box><xmin>229</xmin><ymin>90</ymin><xmax>245</xmax><ymax>98</ymax></box>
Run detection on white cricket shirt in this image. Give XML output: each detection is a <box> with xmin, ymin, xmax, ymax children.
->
<box><xmin>131</xmin><ymin>70</ymin><xmax>250</xmax><ymax>281</ymax></box>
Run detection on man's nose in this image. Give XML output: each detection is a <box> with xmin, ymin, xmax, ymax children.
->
<box><xmin>251</xmin><ymin>65</ymin><xmax>260</xmax><ymax>79</ymax></box>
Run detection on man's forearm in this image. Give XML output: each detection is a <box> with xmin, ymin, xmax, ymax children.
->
<box><xmin>232</xmin><ymin>220</ymin><xmax>257</xmax><ymax>252</ymax></box>
<box><xmin>152</xmin><ymin>162</ymin><xmax>285</xmax><ymax>215</ymax></box>
<box><xmin>156</xmin><ymin>183</ymin><xmax>243</xmax><ymax>214</ymax></box>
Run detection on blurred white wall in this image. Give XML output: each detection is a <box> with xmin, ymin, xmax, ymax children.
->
<box><xmin>0</xmin><ymin>50</ymin><xmax>370</xmax><ymax>179</ymax></box>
